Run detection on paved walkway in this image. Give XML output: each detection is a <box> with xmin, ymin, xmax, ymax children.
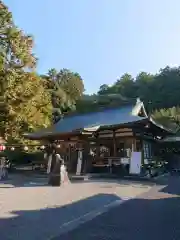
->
<box><xmin>0</xmin><ymin>175</ymin><xmax>152</xmax><ymax>240</ymax></box>
<box><xmin>56</xmin><ymin>175</ymin><xmax>180</xmax><ymax>240</ymax></box>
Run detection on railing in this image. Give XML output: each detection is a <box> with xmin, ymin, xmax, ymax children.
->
<box><xmin>92</xmin><ymin>156</ymin><xmax>130</xmax><ymax>168</ymax></box>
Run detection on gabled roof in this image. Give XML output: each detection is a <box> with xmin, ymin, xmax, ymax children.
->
<box><xmin>24</xmin><ymin>100</ymin><xmax>147</xmax><ymax>140</ymax></box>
<box><xmin>149</xmin><ymin>116</ymin><xmax>180</xmax><ymax>134</ymax></box>
<box><xmin>158</xmin><ymin>127</ymin><xmax>180</xmax><ymax>142</ymax></box>
<box><xmin>131</xmin><ymin>98</ymin><xmax>148</xmax><ymax>117</ymax></box>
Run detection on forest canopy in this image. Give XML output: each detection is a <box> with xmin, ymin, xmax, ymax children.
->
<box><xmin>1</xmin><ymin>0</ymin><xmax>180</xmax><ymax>145</ymax></box>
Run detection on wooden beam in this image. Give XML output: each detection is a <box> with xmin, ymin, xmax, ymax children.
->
<box><xmin>115</xmin><ymin>128</ymin><xmax>132</xmax><ymax>133</ymax></box>
<box><xmin>115</xmin><ymin>132</ymin><xmax>133</xmax><ymax>137</ymax></box>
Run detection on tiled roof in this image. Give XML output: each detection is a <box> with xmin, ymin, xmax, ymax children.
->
<box><xmin>24</xmin><ymin>104</ymin><xmax>146</xmax><ymax>139</ymax></box>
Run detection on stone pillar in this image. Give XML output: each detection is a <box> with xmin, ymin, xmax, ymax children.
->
<box><xmin>76</xmin><ymin>149</ymin><xmax>82</xmax><ymax>175</ymax></box>
<box><xmin>46</xmin><ymin>144</ymin><xmax>61</xmax><ymax>186</ymax></box>
<box><xmin>46</xmin><ymin>153</ymin><xmax>52</xmax><ymax>174</ymax></box>
<box><xmin>48</xmin><ymin>150</ymin><xmax>61</xmax><ymax>186</ymax></box>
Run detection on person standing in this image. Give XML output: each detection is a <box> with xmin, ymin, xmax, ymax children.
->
<box><xmin>55</xmin><ymin>154</ymin><xmax>70</xmax><ymax>185</ymax></box>
<box><xmin>0</xmin><ymin>157</ymin><xmax>7</xmax><ymax>180</ymax></box>
<box><xmin>60</xmin><ymin>159</ymin><xmax>70</xmax><ymax>185</ymax></box>
<box><xmin>0</xmin><ymin>157</ymin><xmax>3</xmax><ymax>180</ymax></box>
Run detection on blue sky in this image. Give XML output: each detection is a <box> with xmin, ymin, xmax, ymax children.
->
<box><xmin>4</xmin><ymin>0</ymin><xmax>180</xmax><ymax>93</ymax></box>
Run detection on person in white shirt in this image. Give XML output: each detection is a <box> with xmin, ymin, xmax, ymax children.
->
<box><xmin>55</xmin><ymin>153</ymin><xmax>70</xmax><ymax>185</ymax></box>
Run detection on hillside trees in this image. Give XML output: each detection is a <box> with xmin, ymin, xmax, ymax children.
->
<box><xmin>78</xmin><ymin>66</ymin><xmax>180</xmax><ymax>114</ymax></box>
<box><xmin>43</xmin><ymin>68</ymin><xmax>84</xmax><ymax>123</ymax></box>
<box><xmin>1</xmin><ymin>0</ymin><xmax>180</xmax><ymax>145</ymax></box>
<box><xmin>76</xmin><ymin>66</ymin><xmax>180</xmax><ymax>129</ymax></box>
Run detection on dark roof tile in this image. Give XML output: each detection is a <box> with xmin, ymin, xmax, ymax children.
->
<box><xmin>24</xmin><ymin>104</ymin><xmax>146</xmax><ymax>139</ymax></box>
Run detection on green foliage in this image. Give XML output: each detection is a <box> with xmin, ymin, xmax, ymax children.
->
<box><xmin>0</xmin><ymin>1</ymin><xmax>52</xmax><ymax>146</ymax></box>
<box><xmin>0</xmin><ymin>1</ymin><xmax>36</xmax><ymax>69</ymax></box>
<box><xmin>77</xmin><ymin>66</ymin><xmax>180</xmax><ymax>119</ymax></box>
<box><xmin>1</xmin><ymin>69</ymin><xmax>52</xmax><ymax>145</ymax></box>
<box><xmin>0</xmin><ymin>1</ymin><xmax>85</xmax><ymax>146</ymax></box>
<box><xmin>76</xmin><ymin>94</ymin><xmax>132</xmax><ymax>113</ymax></box>
<box><xmin>2</xmin><ymin>0</ymin><xmax>180</xmax><ymax>147</ymax></box>
<box><xmin>43</xmin><ymin>68</ymin><xmax>84</xmax><ymax>122</ymax></box>
<box><xmin>5</xmin><ymin>149</ymin><xmax>44</xmax><ymax>165</ymax></box>
<box><xmin>152</xmin><ymin>106</ymin><xmax>180</xmax><ymax>132</ymax></box>
<box><xmin>114</xmin><ymin>73</ymin><xmax>137</xmax><ymax>98</ymax></box>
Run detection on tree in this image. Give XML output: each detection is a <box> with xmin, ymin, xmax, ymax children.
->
<box><xmin>135</xmin><ymin>72</ymin><xmax>153</xmax><ymax>99</ymax></box>
<box><xmin>56</xmin><ymin>69</ymin><xmax>84</xmax><ymax>101</ymax></box>
<box><xmin>114</xmin><ymin>73</ymin><xmax>136</xmax><ymax>98</ymax></box>
<box><xmin>98</xmin><ymin>84</ymin><xmax>110</xmax><ymax>95</ymax></box>
<box><xmin>151</xmin><ymin>67</ymin><xmax>180</xmax><ymax>109</ymax></box>
<box><xmin>45</xmin><ymin>68</ymin><xmax>84</xmax><ymax>122</ymax></box>
<box><xmin>77</xmin><ymin>66</ymin><xmax>180</xmax><ymax>116</ymax></box>
<box><xmin>0</xmin><ymin>1</ymin><xmax>52</xmax><ymax>144</ymax></box>
<box><xmin>152</xmin><ymin>106</ymin><xmax>180</xmax><ymax>133</ymax></box>
<box><xmin>0</xmin><ymin>1</ymin><xmax>36</xmax><ymax>70</ymax></box>
<box><xmin>3</xmin><ymin>72</ymin><xmax>52</xmax><ymax>144</ymax></box>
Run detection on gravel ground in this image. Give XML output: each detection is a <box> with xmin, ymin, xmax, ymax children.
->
<box><xmin>55</xmin><ymin>176</ymin><xmax>180</xmax><ymax>240</ymax></box>
<box><xmin>0</xmin><ymin>176</ymin><xmax>152</xmax><ymax>240</ymax></box>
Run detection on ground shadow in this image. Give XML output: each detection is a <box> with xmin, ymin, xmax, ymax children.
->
<box><xmin>0</xmin><ymin>193</ymin><xmax>121</xmax><ymax>240</ymax></box>
<box><xmin>0</xmin><ymin>173</ymin><xmax>49</xmax><ymax>188</ymax></box>
<box><xmin>0</xmin><ymin>172</ymin><xmax>156</xmax><ymax>188</ymax></box>
<box><xmin>1</xmin><ymin>176</ymin><xmax>180</xmax><ymax>240</ymax></box>
<box><xmin>58</xmin><ymin>188</ymin><xmax>180</xmax><ymax>239</ymax></box>
<box><xmin>159</xmin><ymin>175</ymin><xmax>180</xmax><ymax>195</ymax></box>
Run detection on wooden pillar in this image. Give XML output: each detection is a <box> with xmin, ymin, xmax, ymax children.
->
<box><xmin>95</xmin><ymin>133</ymin><xmax>100</xmax><ymax>157</ymax></box>
<box><xmin>134</xmin><ymin>138</ymin><xmax>137</xmax><ymax>152</ymax></box>
<box><xmin>131</xmin><ymin>138</ymin><xmax>137</xmax><ymax>153</ymax></box>
<box><xmin>68</xmin><ymin>143</ymin><xmax>71</xmax><ymax>172</ymax></box>
<box><xmin>141</xmin><ymin>139</ymin><xmax>144</xmax><ymax>165</ymax></box>
<box><xmin>113</xmin><ymin>130</ymin><xmax>117</xmax><ymax>157</ymax></box>
<box><xmin>132</xmin><ymin>130</ymin><xmax>137</xmax><ymax>152</ymax></box>
<box><xmin>82</xmin><ymin>143</ymin><xmax>89</xmax><ymax>174</ymax></box>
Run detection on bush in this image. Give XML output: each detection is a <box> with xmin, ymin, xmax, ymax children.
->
<box><xmin>2</xmin><ymin>150</ymin><xmax>44</xmax><ymax>165</ymax></box>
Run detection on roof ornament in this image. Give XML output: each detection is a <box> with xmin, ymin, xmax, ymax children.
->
<box><xmin>136</xmin><ymin>97</ymin><xmax>141</xmax><ymax>104</ymax></box>
<box><xmin>132</xmin><ymin>98</ymin><xmax>143</xmax><ymax>116</ymax></box>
